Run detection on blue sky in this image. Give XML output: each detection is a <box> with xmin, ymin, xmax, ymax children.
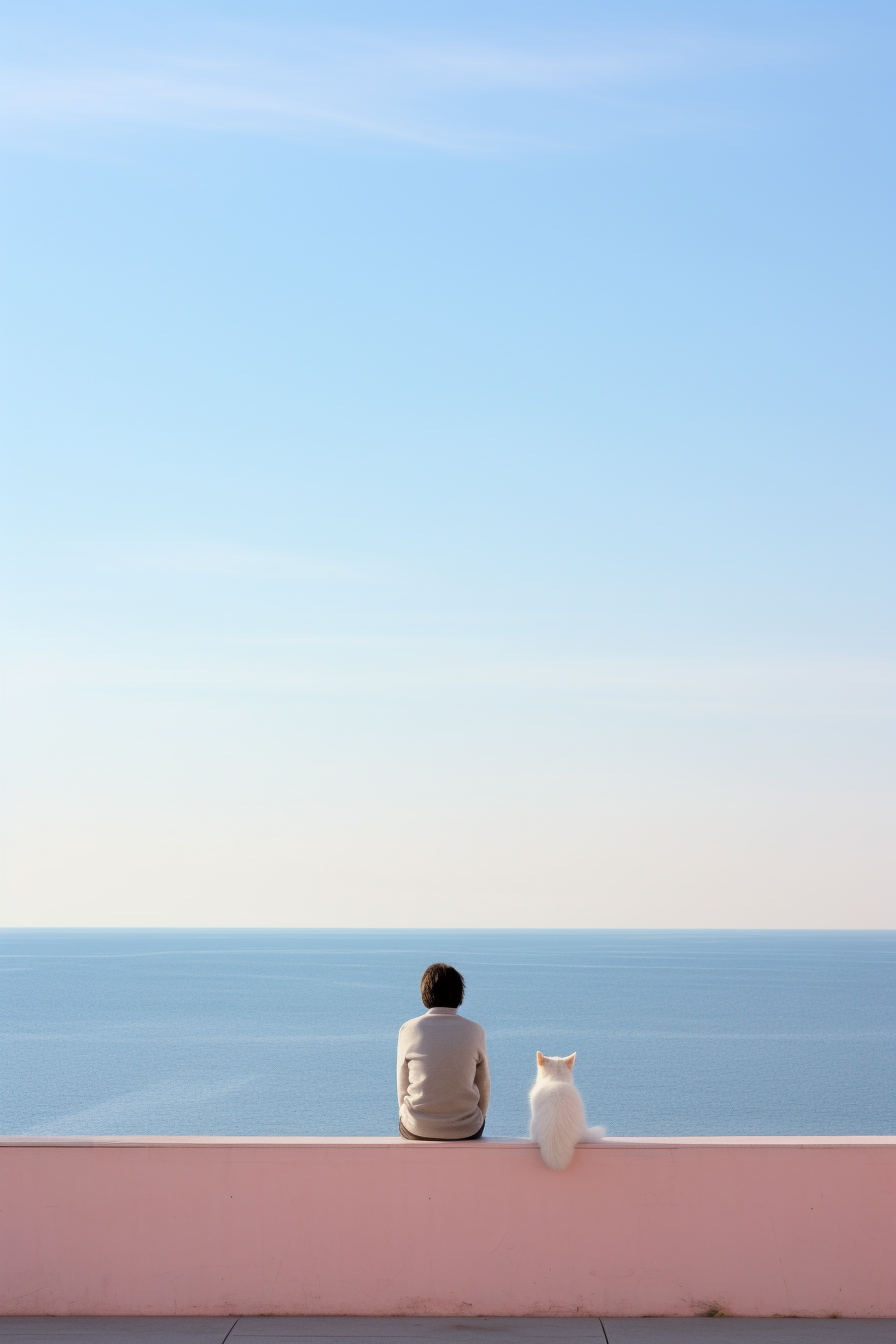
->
<box><xmin>1</xmin><ymin>1</ymin><xmax>893</xmax><ymax>927</ymax></box>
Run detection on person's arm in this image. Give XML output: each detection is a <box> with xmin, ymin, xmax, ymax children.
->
<box><xmin>397</xmin><ymin>1026</ymin><xmax>410</xmax><ymax>1110</ymax></box>
<box><xmin>474</xmin><ymin>1037</ymin><xmax>490</xmax><ymax>1118</ymax></box>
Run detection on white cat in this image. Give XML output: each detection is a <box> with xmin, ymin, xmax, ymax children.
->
<box><xmin>529</xmin><ymin>1051</ymin><xmax>605</xmax><ymax>1170</ymax></box>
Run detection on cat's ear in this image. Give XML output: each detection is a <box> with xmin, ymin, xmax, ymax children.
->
<box><xmin>563</xmin><ymin>1052</ymin><xmax>576</xmax><ymax>1071</ymax></box>
<box><xmin>536</xmin><ymin>1050</ymin><xmax>545</xmax><ymax>1066</ymax></box>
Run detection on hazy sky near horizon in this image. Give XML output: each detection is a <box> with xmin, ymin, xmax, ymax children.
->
<box><xmin>1</xmin><ymin>0</ymin><xmax>893</xmax><ymax>928</ymax></box>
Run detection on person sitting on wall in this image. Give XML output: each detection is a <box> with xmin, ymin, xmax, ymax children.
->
<box><xmin>397</xmin><ymin>962</ymin><xmax>490</xmax><ymax>1141</ymax></box>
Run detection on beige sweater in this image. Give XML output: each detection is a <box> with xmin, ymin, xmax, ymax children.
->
<box><xmin>397</xmin><ymin>1007</ymin><xmax>490</xmax><ymax>1140</ymax></box>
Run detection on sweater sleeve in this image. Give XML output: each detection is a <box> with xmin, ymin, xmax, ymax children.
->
<box><xmin>397</xmin><ymin>1025</ymin><xmax>410</xmax><ymax>1109</ymax></box>
<box><xmin>474</xmin><ymin>1033</ymin><xmax>490</xmax><ymax>1118</ymax></box>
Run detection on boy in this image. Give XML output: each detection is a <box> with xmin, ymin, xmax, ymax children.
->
<box><xmin>397</xmin><ymin>962</ymin><xmax>490</xmax><ymax>1140</ymax></box>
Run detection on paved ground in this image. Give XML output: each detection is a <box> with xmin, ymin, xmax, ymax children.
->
<box><xmin>0</xmin><ymin>1320</ymin><xmax>893</xmax><ymax>1344</ymax></box>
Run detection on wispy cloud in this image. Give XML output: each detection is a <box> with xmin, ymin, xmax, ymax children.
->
<box><xmin>81</xmin><ymin>538</ymin><xmax>371</xmax><ymax>584</ymax></box>
<box><xmin>0</xmin><ymin>25</ymin><xmax>817</xmax><ymax>151</ymax></box>
<box><xmin>7</xmin><ymin>634</ymin><xmax>895</xmax><ymax>720</ymax></box>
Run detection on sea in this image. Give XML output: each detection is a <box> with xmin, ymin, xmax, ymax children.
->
<box><xmin>2</xmin><ymin>928</ymin><xmax>894</xmax><ymax>1138</ymax></box>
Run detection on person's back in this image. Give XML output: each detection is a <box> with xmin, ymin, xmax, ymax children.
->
<box><xmin>397</xmin><ymin>963</ymin><xmax>490</xmax><ymax>1141</ymax></box>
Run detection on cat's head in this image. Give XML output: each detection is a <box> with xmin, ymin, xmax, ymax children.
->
<box><xmin>535</xmin><ymin>1050</ymin><xmax>576</xmax><ymax>1079</ymax></box>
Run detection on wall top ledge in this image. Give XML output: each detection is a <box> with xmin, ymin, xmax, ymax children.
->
<box><xmin>2</xmin><ymin>1134</ymin><xmax>894</xmax><ymax>1148</ymax></box>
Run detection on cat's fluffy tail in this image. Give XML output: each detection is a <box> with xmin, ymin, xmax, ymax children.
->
<box><xmin>584</xmin><ymin>1125</ymin><xmax>606</xmax><ymax>1142</ymax></box>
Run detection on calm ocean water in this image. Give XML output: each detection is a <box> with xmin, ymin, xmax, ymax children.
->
<box><xmin>1</xmin><ymin>928</ymin><xmax>894</xmax><ymax>1138</ymax></box>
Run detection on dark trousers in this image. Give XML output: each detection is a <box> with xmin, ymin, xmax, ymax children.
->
<box><xmin>399</xmin><ymin>1117</ymin><xmax>485</xmax><ymax>1141</ymax></box>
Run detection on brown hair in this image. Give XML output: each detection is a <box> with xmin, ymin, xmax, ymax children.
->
<box><xmin>420</xmin><ymin>963</ymin><xmax>465</xmax><ymax>1009</ymax></box>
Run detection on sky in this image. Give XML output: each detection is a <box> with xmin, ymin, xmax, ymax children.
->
<box><xmin>0</xmin><ymin>0</ymin><xmax>893</xmax><ymax>928</ymax></box>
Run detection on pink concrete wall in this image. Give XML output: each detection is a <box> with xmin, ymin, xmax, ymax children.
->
<box><xmin>1</xmin><ymin>1137</ymin><xmax>894</xmax><ymax>1318</ymax></box>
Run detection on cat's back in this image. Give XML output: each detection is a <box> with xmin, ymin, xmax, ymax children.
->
<box><xmin>529</xmin><ymin>1077</ymin><xmax>587</xmax><ymax>1169</ymax></box>
<box><xmin>530</xmin><ymin>1075</ymin><xmax>586</xmax><ymax>1119</ymax></box>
